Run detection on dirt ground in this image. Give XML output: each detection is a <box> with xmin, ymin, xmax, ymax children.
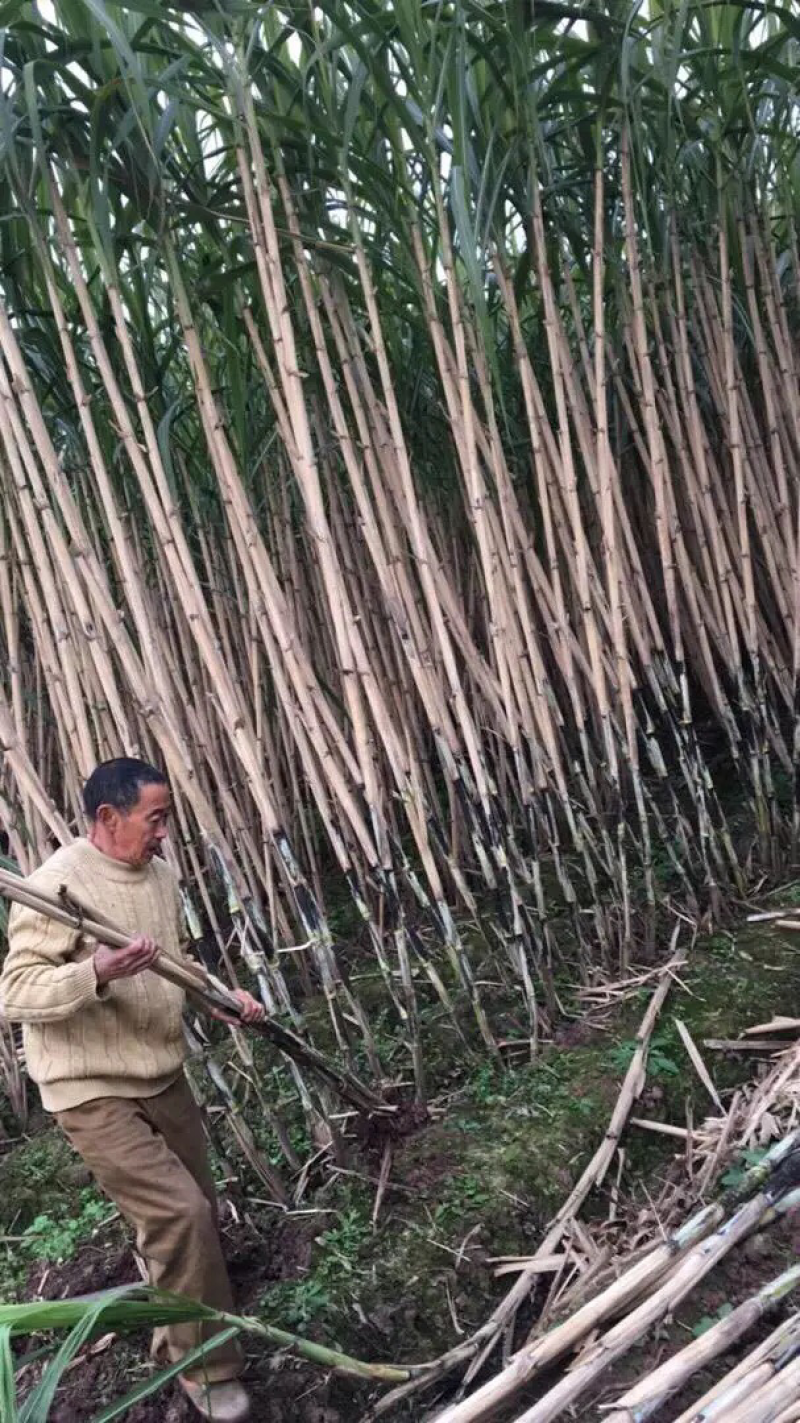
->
<box><xmin>5</xmin><ymin>919</ymin><xmax>800</xmax><ymax>1420</ymax></box>
<box><xmin>16</xmin><ymin>1162</ymin><xmax>800</xmax><ymax>1422</ymax></box>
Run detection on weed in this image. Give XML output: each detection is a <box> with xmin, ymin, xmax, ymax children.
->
<box><xmin>434</xmin><ymin>1174</ymin><xmax>491</xmax><ymax>1232</ymax></box>
<box><xmin>0</xmin><ymin>1186</ymin><xmax>113</xmax><ymax>1299</ymax></box>
<box><xmin>607</xmin><ymin>1032</ymin><xmax>680</xmax><ymax>1079</ymax></box>
<box><xmin>705</xmin><ymin>933</ymin><xmax>734</xmax><ymax>953</ymax></box>
<box><xmin>317</xmin><ymin>1207</ymin><xmax>372</xmax><ymax>1274</ymax></box>
<box><xmin>720</xmin><ymin>1148</ymin><xmax>768</xmax><ymax>1190</ymax></box>
<box><xmin>22</xmin><ymin>1190</ymin><xmax>114</xmax><ymax>1264</ymax></box>
<box><xmin>0</xmin><ymin>1130</ymin><xmax>81</xmax><ymax>1230</ymax></box>
<box><xmin>452</xmin><ymin>1116</ymin><xmax>483</xmax><ymax>1133</ymax></box>
<box><xmin>262</xmin><ymin>1277</ymin><xmax>332</xmax><ymax>1329</ymax></box>
<box><xmin>259</xmin><ymin>1198</ymin><xmax>373</xmax><ymax>1329</ymax></box>
<box><xmin>691</xmin><ymin>1301</ymin><xmax>734</xmax><ymax>1337</ymax></box>
<box><xmin>468</xmin><ymin>1061</ymin><xmax>497</xmax><ymax>1105</ymax></box>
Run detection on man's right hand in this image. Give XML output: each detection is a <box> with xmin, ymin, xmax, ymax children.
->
<box><xmin>94</xmin><ymin>936</ymin><xmax>160</xmax><ymax>986</ymax></box>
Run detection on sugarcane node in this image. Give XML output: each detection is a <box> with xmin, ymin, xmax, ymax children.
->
<box><xmin>764</xmin><ymin>1146</ymin><xmax>800</xmax><ymax>1204</ymax></box>
<box><xmin>58</xmin><ymin>882</ymin><xmax>85</xmax><ymax>928</ymax></box>
<box><xmin>242</xmin><ymin>895</ymin><xmax>279</xmax><ymax>968</ymax></box>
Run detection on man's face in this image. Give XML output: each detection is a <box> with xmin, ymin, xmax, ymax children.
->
<box><xmin>98</xmin><ymin>782</ymin><xmax>172</xmax><ymax>867</ymax></box>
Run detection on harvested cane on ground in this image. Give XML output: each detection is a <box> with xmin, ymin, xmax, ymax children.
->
<box><xmin>431</xmin><ymin>1136</ymin><xmax>800</xmax><ymax>1422</ymax></box>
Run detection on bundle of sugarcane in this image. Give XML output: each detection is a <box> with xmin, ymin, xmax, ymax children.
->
<box><xmin>670</xmin><ymin>1310</ymin><xmax>800</xmax><ymax>1421</ymax></box>
<box><xmin>601</xmin><ymin>1266</ymin><xmax>800</xmax><ymax>1422</ymax></box>
<box><xmin>419</xmin><ymin>1133</ymin><xmax>800</xmax><ymax>1422</ymax></box>
<box><xmin>0</xmin><ymin>865</ymin><xmax>386</xmax><ymax>1116</ymax></box>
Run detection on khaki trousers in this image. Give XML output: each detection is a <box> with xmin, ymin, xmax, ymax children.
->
<box><xmin>56</xmin><ymin>1074</ymin><xmax>242</xmax><ymax>1384</ymax></box>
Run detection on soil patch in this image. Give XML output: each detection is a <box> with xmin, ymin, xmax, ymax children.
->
<box><xmin>28</xmin><ymin>1238</ymin><xmax>137</xmax><ymax>1302</ymax></box>
<box><xmin>226</xmin><ymin>1211</ymin><xmax>322</xmax><ymax>1306</ymax></box>
<box><xmin>28</xmin><ymin>1344</ymin><xmax>346</xmax><ymax>1423</ymax></box>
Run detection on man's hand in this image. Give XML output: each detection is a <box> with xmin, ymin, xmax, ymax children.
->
<box><xmin>209</xmin><ymin>989</ymin><xmax>266</xmax><ymax>1026</ymax></box>
<box><xmin>94</xmin><ymin>936</ymin><xmax>160</xmax><ymax>987</ymax></box>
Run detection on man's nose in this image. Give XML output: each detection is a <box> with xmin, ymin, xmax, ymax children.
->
<box><xmin>155</xmin><ymin>825</ymin><xmax>168</xmax><ymax>840</ymax></box>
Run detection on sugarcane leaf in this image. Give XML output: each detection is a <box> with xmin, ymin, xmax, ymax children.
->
<box><xmin>450</xmin><ymin>164</ymin><xmax>484</xmax><ymax>312</ymax></box>
<box><xmin>0</xmin><ymin>1287</ymin><xmax>214</xmax><ymax>1336</ymax></box>
<box><xmin>0</xmin><ymin>1325</ymin><xmax>17</xmax><ymax>1423</ymax></box>
<box><xmin>18</xmin><ymin>1287</ymin><xmax>134</xmax><ymax>1423</ymax></box>
<box><xmin>75</xmin><ymin>0</ymin><xmax>142</xmax><ymax>91</ymax></box>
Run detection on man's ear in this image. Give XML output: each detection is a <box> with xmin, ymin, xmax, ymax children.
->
<box><xmin>95</xmin><ymin>804</ymin><xmax>117</xmax><ymax>829</ymax></box>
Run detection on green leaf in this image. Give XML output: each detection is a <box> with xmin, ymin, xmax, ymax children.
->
<box><xmin>0</xmin><ymin>1325</ymin><xmax>18</xmax><ymax>1423</ymax></box>
<box><xmin>0</xmin><ymin>1286</ymin><xmax>213</xmax><ymax>1337</ymax></box>
<box><xmin>19</xmin><ymin>1287</ymin><xmax>133</xmax><ymax>1423</ymax></box>
<box><xmin>691</xmin><ymin>1301</ymin><xmax>734</xmax><ymax>1338</ymax></box>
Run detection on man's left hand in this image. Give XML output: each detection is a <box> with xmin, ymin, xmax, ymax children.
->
<box><xmin>209</xmin><ymin>989</ymin><xmax>266</xmax><ymax>1026</ymax></box>
<box><xmin>234</xmin><ymin>989</ymin><xmax>266</xmax><ymax>1024</ymax></box>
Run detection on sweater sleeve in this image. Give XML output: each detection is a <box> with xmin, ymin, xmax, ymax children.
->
<box><xmin>0</xmin><ymin>900</ymin><xmax>104</xmax><ymax>1023</ymax></box>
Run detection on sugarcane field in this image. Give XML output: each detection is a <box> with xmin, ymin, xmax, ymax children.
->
<box><xmin>1</xmin><ymin>0</ymin><xmax>800</xmax><ymax>1419</ymax></box>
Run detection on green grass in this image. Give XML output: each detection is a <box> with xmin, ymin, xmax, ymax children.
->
<box><xmin>607</xmin><ymin>1032</ymin><xmax>681</xmax><ymax>1079</ymax></box>
<box><xmin>0</xmin><ymin>1124</ymin><xmax>113</xmax><ymax>1300</ymax></box>
<box><xmin>19</xmin><ymin>1193</ymin><xmax>116</xmax><ymax>1267</ymax></box>
<box><xmin>0</xmin><ymin>1185</ymin><xmax>113</xmax><ymax>1300</ymax></box>
<box><xmin>261</xmin><ymin>1201</ymin><xmax>374</xmax><ymax>1331</ymax></box>
<box><xmin>0</xmin><ymin>1127</ymin><xmax>95</xmax><ymax>1233</ymax></box>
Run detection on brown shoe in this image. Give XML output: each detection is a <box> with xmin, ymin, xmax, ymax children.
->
<box><xmin>179</xmin><ymin>1377</ymin><xmax>251</xmax><ymax>1421</ymax></box>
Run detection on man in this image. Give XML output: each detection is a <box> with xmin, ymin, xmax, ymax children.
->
<box><xmin>0</xmin><ymin>758</ymin><xmax>264</xmax><ymax>1422</ymax></box>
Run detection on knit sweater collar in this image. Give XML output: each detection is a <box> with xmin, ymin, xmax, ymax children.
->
<box><xmin>79</xmin><ymin>837</ymin><xmax>153</xmax><ymax>884</ymax></box>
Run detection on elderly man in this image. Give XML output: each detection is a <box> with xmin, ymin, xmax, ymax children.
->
<box><xmin>0</xmin><ymin>757</ymin><xmax>264</xmax><ymax>1422</ymax></box>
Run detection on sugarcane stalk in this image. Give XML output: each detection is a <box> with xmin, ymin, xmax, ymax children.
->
<box><xmin>672</xmin><ymin>1312</ymin><xmax>800</xmax><ymax>1421</ymax></box>
<box><xmin>721</xmin><ymin>1354</ymin><xmax>800</xmax><ymax>1423</ymax></box>
<box><xmin>0</xmin><ymin>1284</ymin><xmax>426</xmax><ymax>1383</ymax></box>
<box><xmin>0</xmin><ymin>868</ymin><xmax>387</xmax><ymax>1115</ymax></box>
<box><xmin>602</xmin><ymin>1262</ymin><xmax>800</xmax><ymax>1423</ymax></box>
<box><xmin>183</xmin><ymin>1017</ymin><xmax>289</xmax><ymax>1205</ymax></box>
<box><xmin>506</xmin><ymin>1191</ymin><xmax>800</xmax><ymax>1423</ymax></box>
<box><xmin>428</xmin><ymin>1135</ymin><xmax>800</xmax><ymax>1423</ymax></box>
<box><xmin>448</xmin><ymin>1201</ymin><xmax>761</xmax><ymax>1423</ymax></box>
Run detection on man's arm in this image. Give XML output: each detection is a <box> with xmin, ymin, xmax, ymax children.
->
<box><xmin>1</xmin><ymin>901</ymin><xmax>162</xmax><ymax>1022</ymax></box>
<box><xmin>0</xmin><ymin>900</ymin><xmax>103</xmax><ymax>1022</ymax></box>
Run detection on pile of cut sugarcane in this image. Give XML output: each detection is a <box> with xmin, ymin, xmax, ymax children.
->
<box><xmin>364</xmin><ymin>1128</ymin><xmax>800</xmax><ymax>1421</ymax></box>
<box><xmin>364</xmin><ymin>937</ymin><xmax>800</xmax><ymax>1422</ymax></box>
<box><xmin>439</xmin><ymin>1134</ymin><xmax>800</xmax><ymax>1421</ymax></box>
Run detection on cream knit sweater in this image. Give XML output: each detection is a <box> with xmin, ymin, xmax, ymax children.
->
<box><xmin>0</xmin><ymin>839</ymin><xmax>189</xmax><ymax>1112</ymax></box>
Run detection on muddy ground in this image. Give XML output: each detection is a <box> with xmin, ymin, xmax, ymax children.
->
<box><xmin>3</xmin><ymin>918</ymin><xmax>800</xmax><ymax>1420</ymax></box>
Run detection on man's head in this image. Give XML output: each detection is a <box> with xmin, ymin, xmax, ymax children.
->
<box><xmin>83</xmin><ymin>759</ymin><xmax>171</xmax><ymax>868</ymax></box>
